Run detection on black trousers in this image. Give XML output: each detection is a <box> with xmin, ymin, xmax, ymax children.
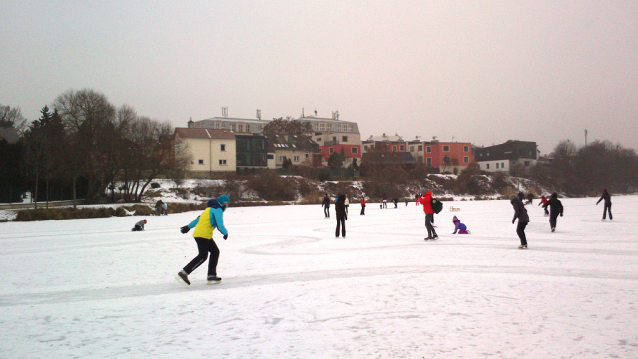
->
<box><xmin>425</xmin><ymin>213</ymin><xmax>437</xmax><ymax>238</ymax></box>
<box><xmin>335</xmin><ymin>216</ymin><xmax>346</xmax><ymax>237</ymax></box>
<box><xmin>184</xmin><ymin>237</ymin><xmax>220</xmax><ymax>276</ymax></box>
<box><xmin>516</xmin><ymin>221</ymin><xmax>528</xmax><ymax>245</ymax></box>
<box><xmin>603</xmin><ymin>204</ymin><xmax>612</xmax><ymax>220</ymax></box>
<box><xmin>324</xmin><ymin>207</ymin><xmax>330</xmax><ymax>218</ymax></box>
<box><xmin>549</xmin><ymin>214</ymin><xmax>559</xmax><ymax>229</ymax></box>
<box><xmin>360</xmin><ymin>205</ymin><xmax>365</xmax><ymax>215</ymax></box>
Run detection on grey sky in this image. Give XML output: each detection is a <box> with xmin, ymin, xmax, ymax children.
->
<box><xmin>1</xmin><ymin>1</ymin><xmax>637</xmax><ymax>154</ymax></box>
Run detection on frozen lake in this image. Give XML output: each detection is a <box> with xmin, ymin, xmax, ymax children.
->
<box><xmin>1</xmin><ymin>195</ymin><xmax>637</xmax><ymax>358</ymax></box>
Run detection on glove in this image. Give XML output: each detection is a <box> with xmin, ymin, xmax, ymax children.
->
<box><xmin>223</xmin><ymin>234</ymin><xmax>228</xmax><ymax>240</ymax></box>
<box><xmin>180</xmin><ymin>225</ymin><xmax>190</xmax><ymax>234</ymax></box>
<box><xmin>512</xmin><ymin>219</ymin><xmax>515</xmax><ymax>224</ymax></box>
<box><xmin>560</xmin><ymin>213</ymin><xmax>563</xmax><ymax>217</ymax></box>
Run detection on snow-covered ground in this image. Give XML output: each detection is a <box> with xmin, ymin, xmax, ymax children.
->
<box><xmin>1</xmin><ymin>196</ymin><xmax>637</xmax><ymax>358</ymax></box>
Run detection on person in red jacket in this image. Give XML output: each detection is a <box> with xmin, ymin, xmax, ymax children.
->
<box><xmin>419</xmin><ymin>189</ymin><xmax>438</xmax><ymax>240</ymax></box>
<box><xmin>360</xmin><ymin>197</ymin><xmax>366</xmax><ymax>215</ymax></box>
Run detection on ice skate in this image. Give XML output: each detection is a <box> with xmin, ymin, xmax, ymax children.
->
<box><xmin>207</xmin><ymin>275</ymin><xmax>222</xmax><ymax>284</ymax></box>
<box><xmin>551</xmin><ymin>227</ymin><xmax>555</xmax><ymax>232</ymax></box>
<box><xmin>176</xmin><ymin>270</ymin><xmax>190</xmax><ymax>286</ymax></box>
<box><xmin>518</xmin><ymin>244</ymin><xmax>528</xmax><ymax>249</ymax></box>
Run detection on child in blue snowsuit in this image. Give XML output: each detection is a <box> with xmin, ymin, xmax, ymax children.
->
<box><xmin>452</xmin><ymin>216</ymin><xmax>469</xmax><ymax>234</ymax></box>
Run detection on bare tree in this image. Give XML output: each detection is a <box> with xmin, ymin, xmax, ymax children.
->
<box><xmin>0</xmin><ymin>104</ymin><xmax>28</xmax><ymax>135</ymax></box>
<box><xmin>54</xmin><ymin>89</ymin><xmax>116</xmax><ymax>204</ymax></box>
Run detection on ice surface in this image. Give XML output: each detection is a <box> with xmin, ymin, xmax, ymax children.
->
<box><xmin>1</xmin><ymin>196</ymin><xmax>637</xmax><ymax>358</ymax></box>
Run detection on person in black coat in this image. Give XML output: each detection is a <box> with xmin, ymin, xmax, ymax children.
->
<box><xmin>510</xmin><ymin>194</ymin><xmax>529</xmax><ymax>249</ymax></box>
<box><xmin>335</xmin><ymin>194</ymin><xmax>348</xmax><ymax>238</ymax></box>
<box><xmin>543</xmin><ymin>192</ymin><xmax>563</xmax><ymax>232</ymax></box>
<box><xmin>596</xmin><ymin>189</ymin><xmax>612</xmax><ymax>220</ymax></box>
<box><xmin>322</xmin><ymin>193</ymin><xmax>330</xmax><ymax>218</ymax></box>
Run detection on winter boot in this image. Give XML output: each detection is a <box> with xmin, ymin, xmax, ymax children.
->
<box><xmin>551</xmin><ymin>227</ymin><xmax>556</xmax><ymax>232</ymax></box>
<box><xmin>176</xmin><ymin>270</ymin><xmax>190</xmax><ymax>286</ymax></box>
<box><xmin>207</xmin><ymin>275</ymin><xmax>222</xmax><ymax>284</ymax></box>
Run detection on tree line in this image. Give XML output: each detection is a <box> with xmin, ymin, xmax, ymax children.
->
<box><xmin>529</xmin><ymin>140</ymin><xmax>638</xmax><ymax>196</ymax></box>
<box><xmin>1</xmin><ymin>89</ymin><xmax>190</xmax><ymax>206</ymax></box>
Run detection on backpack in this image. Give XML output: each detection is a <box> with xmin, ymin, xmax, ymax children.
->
<box><xmin>430</xmin><ymin>198</ymin><xmax>443</xmax><ymax>214</ymax></box>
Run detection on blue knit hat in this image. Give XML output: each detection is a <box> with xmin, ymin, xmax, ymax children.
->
<box><xmin>218</xmin><ymin>194</ymin><xmax>230</xmax><ymax>204</ymax></box>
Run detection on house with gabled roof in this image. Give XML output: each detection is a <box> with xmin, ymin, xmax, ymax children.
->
<box><xmin>174</xmin><ymin>128</ymin><xmax>236</xmax><ymax>175</ymax></box>
<box><xmin>265</xmin><ymin>134</ymin><xmax>321</xmax><ymax>169</ymax></box>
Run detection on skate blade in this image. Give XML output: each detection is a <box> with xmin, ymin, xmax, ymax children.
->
<box><xmin>175</xmin><ymin>275</ymin><xmax>190</xmax><ymax>286</ymax></box>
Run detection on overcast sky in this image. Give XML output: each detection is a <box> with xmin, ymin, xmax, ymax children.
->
<box><xmin>1</xmin><ymin>1</ymin><xmax>637</xmax><ymax>154</ymax></box>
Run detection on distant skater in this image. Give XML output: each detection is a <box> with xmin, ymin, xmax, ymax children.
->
<box><xmin>539</xmin><ymin>195</ymin><xmax>549</xmax><ymax>216</ymax></box>
<box><xmin>132</xmin><ymin>219</ymin><xmax>147</xmax><ymax>231</ymax></box>
<box><xmin>344</xmin><ymin>196</ymin><xmax>349</xmax><ymax>215</ymax></box>
<box><xmin>526</xmin><ymin>193</ymin><xmax>534</xmax><ymax>205</ymax></box>
<box><xmin>322</xmin><ymin>193</ymin><xmax>331</xmax><ymax>218</ymax></box>
<box><xmin>335</xmin><ymin>194</ymin><xmax>348</xmax><ymax>238</ymax></box>
<box><xmin>176</xmin><ymin>195</ymin><xmax>230</xmax><ymax>286</ymax></box>
<box><xmin>543</xmin><ymin>192</ymin><xmax>563</xmax><ymax>232</ymax></box>
<box><xmin>510</xmin><ymin>194</ymin><xmax>529</xmax><ymax>249</ymax></box>
<box><xmin>360</xmin><ymin>198</ymin><xmax>366</xmax><ymax>215</ymax></box>
<box><xmin>596</xmin><ymin>189</ymin><xmax>612</xmax><ymax>220</ymax></box>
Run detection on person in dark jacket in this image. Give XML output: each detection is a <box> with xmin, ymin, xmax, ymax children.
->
<box><xmin>543</xmin><ymin>192</ymin><xmax>563</xmax><ymax>232</ymax></box>
<box><xmin>322</xmin><ymin>193</ymin><xmax>330</xmax><ymax>218</ymax></box>
<box><xmin>596</xmin><ymin>189</ymin><xmax>612</xmax><ymax>220</ymax></box>
<box><xmin>510</xmin><ymin>194</ymin><xmax>529</xmax><ymax>249</ymax></box>
<box><xmin>335</xmin><ymin>194</ymin><xmax>348</xmax><ymax>238</ymax></box>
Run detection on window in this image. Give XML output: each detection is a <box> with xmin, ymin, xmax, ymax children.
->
<box><xmin>352</xmin><ymin>147</ymin><xmax>358</xmax><ymax>154</ymax></box>
<box><xmin>426</xmin><ymin>146</ymin><xmax>432</xmax><ymax>153</ymax></box>
<box><xmin>220</xmin><ymin>144</ymin><xmax>226</xmax><ymax>152</ymax></box>
<box><xmin>342</xmin><ymin>136</ymin><xmax>348</xmax><ymax>142</ymax></box>
<box><xmin>486</xmin><ymin>164</ymin><xmax>490</xmax><ymax>169</ymax></box>
<box><xmin>279</xmin><ymin>156</ymin><xmax>286</xmax><ymax>162</ymax></box>
<box><xmin>464</xmin><ymin>146</ymin><xmax>469</xmax><ymax>152</ymax></box>
<box><xmin>238</xmin><ymin>124</ymin><xmax>243</xmax><ymax>133</ymax></box>
<box><xmin>317</xmin><ymin>138</ymin><xmax>321</xmax><ymax>142</ymax></box>
<box><xmin>400</xmin><ymin>145</ymin><xmax>405</xmax><ymax>151</ymax></box>
<box><xmin>426</xmin><ymin>157</ymin><xmax>432</xmax><ymax>166</ymax></box>
<box><xmin>305</xmin><ymin>152</ymin><xmax>309</xmax><ymax>158</ymax></box>
<box><xmin>329</xmin><ymin>147</ymin><xmax>334</xmax><ymax>154</ymax></box>
<box><xmin>267</xmin><ymin>154</ymin><xmax>274</xmax><ymax>160</ymax></box>
<box><xmin>418</xmin><ymin>145</ymin><xmax>423</xmax><ymax>151</ymax></box>
<box><xmin>293</xmin><ymin>156</ymin><xmax>300</xmax><ymax>162</ymax></box>
<box><xmin>524</xmin><ymin>160</ymin><xmax>530</xmax><ymax>167</ymax></box>
<box><xmin>219</xmin><ymin>159</ymin><xmax>227</xmax><ymax>166</ymax></box>
<box><xmin>443</xmin><ymin>145</ymin><xmax>450</xmax><ymax>152</ymax></box>
<box><xmin>392</xmin><ymin>145</ymin><xmax>397</xmax><ymax>152</ymax></box>
<box><xmin>231</xmin><ymin>124</ymin><xmax>236</xmax><ymax>132</ymax></box>
<box><xmin>502</xmin><ymin>162</ymin><xmax>505</xmax><ymax>168</ymax></box>
<box><xmin>198</xmin><ymin>159</ymin><xmax>204</xmax><ymax>165</ymax></box>
<box><xmin>410</xmin><ymin>146</ymin><xmax>415</xmax><ymax>152</ymax></box>
<box><xmin>496</xmin><ymin>163</ymin><xmax>499</xmax><ymax>169</ymax></box>
<box><xmin>364</xmin><ymin>145</ymin><xmax>368</xmax><ymax>151</ymax></box>
<box><xmin>464</xmin><ymin>156</ymin><xmax>469</xmax><ymax>163</ymax></box>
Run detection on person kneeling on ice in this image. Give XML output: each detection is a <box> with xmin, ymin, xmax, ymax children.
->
<box><xmin>132</xmin><ymin>219</ymin><xmax>147</xmax><ymax>231</ymax></box>
<box><xmin>176</xmin><ymin>195</ymin><xmax>230</xmax><ymax>286</ymax></box>
<box><xmin>452</xmin><ymin>216</ymin><xmax>469</xmax><ymax>234</ymax></box>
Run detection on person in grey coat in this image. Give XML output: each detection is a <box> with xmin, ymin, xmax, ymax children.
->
<box><xmin>510</xmin><ymin>194</ymin><xmax>529</xmax><ymax>249</ymax></box>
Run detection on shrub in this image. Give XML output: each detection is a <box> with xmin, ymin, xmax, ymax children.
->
<box><xmin>150</xmin><ymin>182</ymin><xmax>161</xmax><ymax>189</ymax></box>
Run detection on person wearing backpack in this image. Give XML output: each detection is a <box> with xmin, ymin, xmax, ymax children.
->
<box><xmin>419</xmin><ymin>189</ymin><xmax>438</xmax><ymax>240</ymax></box>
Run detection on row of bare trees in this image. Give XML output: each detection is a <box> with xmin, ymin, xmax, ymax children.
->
<box><xmin>530</xmin><ymin>140</ymin><xmax>638</xmax><ymax>195</ymax></box>
<box><xmin>19</xmin><ymin>89</ymin><xmax>191</xmax><ymax>206</ymax></box>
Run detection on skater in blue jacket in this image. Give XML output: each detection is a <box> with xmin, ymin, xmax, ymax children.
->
<box><xmin>176</xmin><ymin>195</ymin><xmax>230</xmax><ymax>286</ymax></box>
